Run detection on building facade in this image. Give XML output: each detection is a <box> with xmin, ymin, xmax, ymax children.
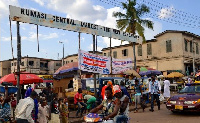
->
<box><xmin>102</xmin><ymin>30</ymin><xmax>200</xmax><ymax>75</ymax></box>
<box><xmin>11</xmin><ymin>57</ymin><xmax>62</xmax><ymax>75</ymax></box>
<box><xmin>63</xmin><ymin>51</ymin><xmax>102</xmax><ymax>64</ymax></box>
<box><xmin>0</xmin><ymin>60</ymin><xmax>12</xmax><ymax>78</ymax></box>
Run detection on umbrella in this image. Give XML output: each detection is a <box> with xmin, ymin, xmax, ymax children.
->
<box><xmin>166</xmin><ymin>72</ymin><xmax>184</xmax><ymax>78</ymax></box>
<box><xmin>140</xmin><ymin>67</ymin><xmax>148</xmax><ymax>72</ymax></box>
<box><xmin>0</xmin><ymin>72</ymin><xmax>43</xmax><ymax>86</ymax></box>
<box><xmin>139</xmin><ymin>70</ymin><xmax>162</xmax><ymax>77</ymax></box>
<box><xmin>124</xmin><ymin>70</ymin><xmax>141</xmax><ymax>78</ymax></box>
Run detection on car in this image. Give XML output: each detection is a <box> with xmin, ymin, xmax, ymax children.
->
<box><xmin>166</xmin><ymin>83</ymin><xmax>200</xmax><ymax>113</ymax></box>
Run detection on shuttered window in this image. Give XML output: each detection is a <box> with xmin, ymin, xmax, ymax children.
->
<box><xmin>113</xmin><ymin>51</ymin><xmax>117</xmax><ymax>58</ymax></box>
<box><xmin>166</xmin><ymin>40</ymin><xmax>172</xmax><ymax>52</ymax></box>
<box><xmin>147</xmin><ymin>44</ymin><xmax>152</xmax><ymax>55</ymax></box>
<box><xmin>138</xmin><ymin>45</ymin><xmax>142</xmax><ymax>56</ymax></box>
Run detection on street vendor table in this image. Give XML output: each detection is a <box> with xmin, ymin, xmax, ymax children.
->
<box><xmin>170</xmin><ymin>84</ymin><xmax>178</xmax><ymax>91</ymax></box>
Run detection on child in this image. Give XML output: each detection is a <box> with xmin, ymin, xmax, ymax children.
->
<box><xmin>38</xmin><ymin>99</ymin><xmax>49</xmax><ymax>123</ymax></box>
<box><xmin>59</xmin><ymin>98</ymin><xmax>69</xmax><ymax>123</ymax></box>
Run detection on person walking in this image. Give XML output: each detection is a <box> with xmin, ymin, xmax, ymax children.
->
<box><xmin>15</xmin><ymin>91</ymin><xmax>38</xmax><ymax>123</ymax></box>
<box><xmin>120</xmin><ymin>81</ymin><xmax>131</xmax><ymax>103</ymax></box>
<box><xmin>163</xmin><ymin>78</ymin><xmax>170</xmax><ymax>100</ymax></box>
<box><xmin>148</xmin><ymin>76</ymin><xmax>161</xmax><ymax>112</ymax></box>
<box><xmin>38</xmin><ymin>99</ymin><xmax>49</xmax><ymax>123</ymax></box>
<box><xmin>134</xmin><ymin>79</ymin><xmax>143</xmax><ymax>113</ymax></box>
<box><xmin>0</xmin><ymin>97</ymin><xmax>11</xmax><ymax>122</ymax></box>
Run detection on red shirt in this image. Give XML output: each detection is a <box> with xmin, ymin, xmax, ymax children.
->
<box><xmin>74</xmin><ymin>92</ymin><xmax>83</xmax><ymax>104</ymax></box>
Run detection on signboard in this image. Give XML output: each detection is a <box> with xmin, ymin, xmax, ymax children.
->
<box><xmin>78</xmin><ymin>49</ymin><xmax>110</xmax><ymax>74</ymax></box>
<box><xmin>9</xmin><ymin>5</ymin><xmax>142</xmax><ymax>42</ymax></box>
<box><xmin>112</xmin><ymin>58</ymin><xmax>133</xmax><ymax>74</ymax></box>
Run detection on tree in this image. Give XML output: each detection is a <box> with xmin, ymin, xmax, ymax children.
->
<box><xmin>113</xmin><ymin>0</ymin><xmax>153</xmax><ymax>70</ymax></box>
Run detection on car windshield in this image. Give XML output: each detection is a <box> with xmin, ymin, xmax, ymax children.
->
<box><xmin>179</xmin><ymin>85</ymin><xmax>200</xmax><ymax>93</ymax></box>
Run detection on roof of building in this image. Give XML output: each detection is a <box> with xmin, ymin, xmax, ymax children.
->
<box><xmin>154</xmin><ymin>30</ymin><xmax>200</xmax><ymax>39</ymax></box>
<box><xmin>65</xmin><ymin>51</ymin><xmax>102</xmax><ymax>59</ymax></box>
<box><xmin>101</xmin><ymin>39</ymin><xmax>156</xmax><ymax>51</ymax></box>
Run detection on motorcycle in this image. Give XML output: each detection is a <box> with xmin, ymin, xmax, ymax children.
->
<box><xmin>84</xmin><ymin>113</ymin><xmax>114</xmax><ymax>123</ymax></box>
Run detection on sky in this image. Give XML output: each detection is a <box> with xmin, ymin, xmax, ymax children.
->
<box><xmin>0</xmin><ymin>0</ymin><xmax>200</xmax><ymax>61</ymax></box>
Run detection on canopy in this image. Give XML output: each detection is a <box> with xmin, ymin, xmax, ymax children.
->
<box><xmin>165</xmin><ymin>72</ymin><xmax>184</xmax><ymax>78</ymax></box>
<box><xmin>139</xmin><ymin>70</ymin><xmax>162</xmax><ymax>77</ymax></box>
<box><xmin>124</xmin><ymin>70</ymin><xmax>141</xmax><ymax>78</ymax></box>
<box><xmin>0</xmin><ymin>72</ymin><xmax>43</xmax><ymax>86</ymax></box>
<box><xmin>54</xmin><ymin>62</ymin><xmax>79</xmax><ymax>75</ymax></box>
<box><xmin>140</xmin><ymin>67</ymin><xmax>148</xmax><ymax>72</ymax></box>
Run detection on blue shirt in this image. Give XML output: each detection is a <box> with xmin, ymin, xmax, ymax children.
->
<box><xmin>148</xmin><ymin>80</ymin><xmax>161</xmax><ymax>94</ymax></box>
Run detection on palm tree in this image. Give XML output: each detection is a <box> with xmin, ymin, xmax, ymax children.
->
<box><xmin>113</xmin><ymin>0</ymin><xmax>153</xmax><ymax>70</ymax></box>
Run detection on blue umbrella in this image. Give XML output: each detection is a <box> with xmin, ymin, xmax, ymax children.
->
<box><xmin>139</xmin><ymin>70</ymin><xmax>161</xmax><ymax>77</ymax></box>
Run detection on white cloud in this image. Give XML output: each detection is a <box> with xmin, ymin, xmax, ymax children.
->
<box><xmin>31</xmin><ymin>0</ymin><xmax>44</xmax><ymax>6</ymax></box>
<box><xmin>1</xmin><ymin>32</ymin><xmax>59</xmax><ymax>42</ymax></box>
<box><xmin>159</xmin><ymin>6</ymin><xmax>174</xmax><ymax>19</ymax></box>
<box><xmin>32</xmin><ymin>0</ymin><xmax>107</xmax><ymax>23</ymax></box>
<box><xmin>142</xmin><ymin>18</ymin><xmax>163</xmax><ymax>40</ymax></box>
<box><xmin>1</xmin><ymin>36</ymin><xmax>16</xmax><ymax>42</ymax></box>
<box><xmin>88</xmin><ymin>44</ymin><xmax>103</xmax><ymax>51</ymax></box>
<box><xmin>0</xmin><ymin>0</ymin><xmax>19</xmax><ymax>18</ymax></box>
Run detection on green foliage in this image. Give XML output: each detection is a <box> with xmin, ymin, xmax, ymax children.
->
<box><xmin>113</xmin><ymin>0</ymin><xmax>154</xmax><ymax>43</ymax></box>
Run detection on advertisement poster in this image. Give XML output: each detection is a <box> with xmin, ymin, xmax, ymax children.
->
<box><xmin>112</xmin><ymin>58</ymin><xmax>133</xmax><ymax>74</ymax></box>
<box><xmin>78</xmin><ymin>49</ymin><xmax>110</xmax><ymax>74</ymax></box>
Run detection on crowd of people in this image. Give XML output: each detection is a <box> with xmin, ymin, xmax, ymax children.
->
<box><xmin>0</xmin><ymin>75</ymin><xmax>173</xmax><ymax>123</ymax></box>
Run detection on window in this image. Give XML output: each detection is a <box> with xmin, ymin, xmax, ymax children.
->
<box><xmin>138</xmin><ymin>45</ymin><xmax>142</xmax><ymax>56</ymax></box>
<box><xmin>190</xmin><ymin>41</ymin><xmax>193</xmax><ymax>52</ymax></box>
<box><xmin>166</xmin><ymin>40</ymin><xmax>172</xmax><ymax>52</ymax></box>
<box><xmin>40</xmin><ymin>62</ymin><xmax>44</xmax><ymax>67</ymax></box>
<box><xmin>21</xmin><ymin>62</ymin><xmax>24</xmax><ymax>66</ymax></box>
<box><xmin>108</xmin><ymin>52</ymin><xmax>111</xmax><ymax>57</ymax></box>
<box><xmin>104</xmin><ymin>53</ymin><xmax>106</xmax><ymax>56</ymax></box>
<box><xmin>11</xmin><ymin>63</ymin><xmax>13</xmax><ymax>66</ymax></box>
<box><xmin>113</xmin><ymin>51</ymin><xmax>117</xmax><ymax>58</ymax></box>
<box><xmin>29</xmin><ymin>61</ymin><xmax>34</xmax><ymax>66</ymax></box>
<box><xmin>196</xmin><ymin>43</ymin><xmax>199</xmax><ymax>54</ymax></box>
<box><xmin>184</xmin><ymin>39</ymin><xmax>188</xmax><ymax>52</ymax></box>
<box><xmin>147</xmin><ymin>44</ymin><xmax>152</xmax><ymax>55</ymax></box>
<box><xmin>14</xmin><ymin>62</ymin><xmax>17</xmax><ymax>66</ymax></box>
<box><xmin>122</xmin><ymin>49</ymin><xmax>128</xmax><ymax>56</ymax></box>
<box><xmin>56</xmin><ymin>63</ymin><xmax>61</xmax><ymax>66</ymax></box>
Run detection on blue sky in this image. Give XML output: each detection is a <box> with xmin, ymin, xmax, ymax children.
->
<box><xmin>0</xmin><ymin>0</ymin><xmax>200</xmax><ymax>61</ymax></box>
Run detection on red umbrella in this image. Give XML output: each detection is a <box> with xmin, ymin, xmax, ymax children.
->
<box><xmin>0</xmin><ymin>72</ymin><xmax>43</xmax><ymax>86</ymax></box>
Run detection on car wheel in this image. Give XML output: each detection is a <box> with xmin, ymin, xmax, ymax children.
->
<box><xmin>171</xmin><ymin>110</ymin><xmax>177</xmax><ymax>113</ymax></box>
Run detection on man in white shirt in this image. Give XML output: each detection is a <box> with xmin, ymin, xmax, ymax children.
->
<box><xmin>15</xmin><ymin>91</ymin><xmax>38</xmax><ymax>123</ymax></box>
<box><xmin>148</xmin><ymin>77</ymin><xmax>161</xmax><ymax>112</ymax></box>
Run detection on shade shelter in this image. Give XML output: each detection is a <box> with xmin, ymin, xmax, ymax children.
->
<box><xmin>0</xmin><ymin>72</ymin><xmax>43</xmax><ymax>86</ymax></box>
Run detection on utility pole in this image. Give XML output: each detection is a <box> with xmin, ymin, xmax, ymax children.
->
<box><xmin>192</xmin><ymin>37</ymin><xmax>195</xmax><ymax>77</ymax></box>
<box><xmin>93</xmin><ymin>35</ymin><xmax>97</xmax><ymax>97</ymax></box>
<box><xmin>59</xmin><ymin>41</ymin><xmax>64</xmax><ymax>66</ymax></box>
<box><xmin>110</xmin><ymin>37</ymin><xmax>112</xmax><ymax>74</ymax></box>
<box><xmin>16</xmin><ymin>21</ymin><xmax>21</xmax><ymax>103</ymax></box>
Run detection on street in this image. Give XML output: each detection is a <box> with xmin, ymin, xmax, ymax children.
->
<box><xmin>131</xmin><ymin>103</ymin><xmax>200</xmax><ymax>123</ymax></box>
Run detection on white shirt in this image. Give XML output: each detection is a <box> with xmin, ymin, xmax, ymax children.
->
<box><xmin>84</xmin><ymin>95</ymin><xmax>93</xmax><ymax>100</ymax></box>
<box><xmin>15</xmin><ymin>97</ymin><xmax>34</xmax><ymax>123</ymax></box>
<box><xmin>148</xmin><ymin>80</ymin><xmax>161</xmax><ymax>94</ymax></box>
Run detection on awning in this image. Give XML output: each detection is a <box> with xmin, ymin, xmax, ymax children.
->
<box><xmin>54</xmin><ymin>62</ymin><xmax>78</xmax><ymax>75</ymax></box>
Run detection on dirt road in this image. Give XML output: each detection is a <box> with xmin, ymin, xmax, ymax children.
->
<box><xmin>130</xmin><ymin>103</ymin><xmax>200</xmax><ymax>123</ymax></box>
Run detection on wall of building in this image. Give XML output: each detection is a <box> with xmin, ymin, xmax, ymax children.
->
<box><xmin>53</xmin><ymin>78</ymin><xmax>73</xmax><ymax>92</ymax></box>
<box><xmin>0</xmin><ymin>61</ymin><xmax>11</xmax><ymax>77</ymax></box>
